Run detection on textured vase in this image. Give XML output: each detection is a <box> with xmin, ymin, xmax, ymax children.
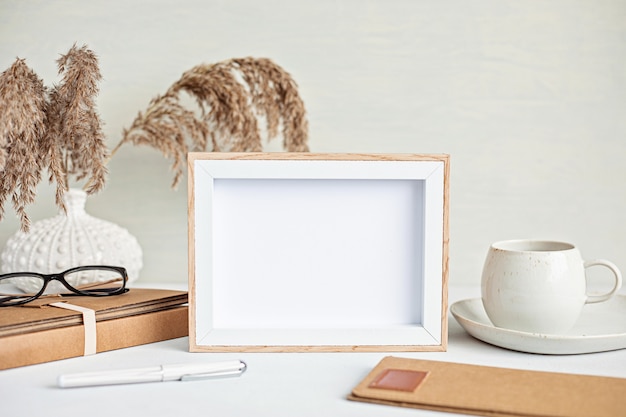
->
<box><xmin>0</xmin><ymin>188</ymin><xmax>142</xmax><ymax>290</ymax></box>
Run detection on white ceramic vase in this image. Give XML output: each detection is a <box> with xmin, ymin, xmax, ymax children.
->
<box><xmin>0</xmin><ymin>189</ymin><xmax>142</xmax><ymax>288</ymax></box>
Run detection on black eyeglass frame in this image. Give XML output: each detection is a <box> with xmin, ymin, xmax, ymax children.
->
<box><xmin>0</xmin><ymin>265</ymin><xmax>129</xmax><ymax>307</ymax></box>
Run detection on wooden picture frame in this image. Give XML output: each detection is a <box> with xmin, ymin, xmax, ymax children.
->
<box><xmin>188</xmin><ymin>153</ymin><xmax>449</xmax><ymax>352</ymax></box>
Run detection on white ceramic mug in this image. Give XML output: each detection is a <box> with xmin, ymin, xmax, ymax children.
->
<box><xmin>481</xmin><ymin>240</ymin><xmax>622</xmax><ymax>334</ymax></box>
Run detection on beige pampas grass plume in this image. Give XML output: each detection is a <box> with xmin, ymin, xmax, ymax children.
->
<box><xmin>117</xmin><ymin>57</ymin><xmax>309</xmax><ymax>187</ymax></box>
<box><xmin>0</xmin><ymin>58</ymin><xmax>47</xmax><ymax>232</ymax></box>
<box><xmin>45</xmin><ymin>43</ymin><xmax>108</xmax><ymax>206</ymax></box>
<box><xmin>0</xmin><ymin>44</ymin><xmax>108</xmax><ymax>231</ymax></box>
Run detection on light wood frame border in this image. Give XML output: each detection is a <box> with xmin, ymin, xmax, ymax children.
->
<box><xmin>188</xmin><ymin>153</ymin><xmax>449</xmax><ymax>352</ymax></box>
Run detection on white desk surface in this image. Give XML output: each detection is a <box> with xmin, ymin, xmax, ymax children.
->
<box><xmin>1</xmin><ymin>284</ymin><xmax>625</xmax><ymax>417</ymax></box>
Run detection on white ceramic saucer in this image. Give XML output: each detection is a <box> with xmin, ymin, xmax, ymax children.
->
<box><xmin>450</xmin><ymin>295</ymin><xmax>626</xmax><ymax>355</ymax></box>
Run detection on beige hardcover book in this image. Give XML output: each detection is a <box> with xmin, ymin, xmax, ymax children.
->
<box><xmin>349</xmin><ymin>356</ymin><xmax>626</xmax><ymax>417</ymax></box>
<box><xmin>0</xmin><ymin>288</ymin><xmax>188</xmax><ymax>370</ymax></box>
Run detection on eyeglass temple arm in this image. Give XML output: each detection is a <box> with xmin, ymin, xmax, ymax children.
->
<box><xmin>0</xmin><ymin>277</ymin><xmax>124</xmax><ymax>299</ymax></box>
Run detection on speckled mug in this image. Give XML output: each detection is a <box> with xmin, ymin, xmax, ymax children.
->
<box><xmin>481</xmin><ymin>240</ymin><xmax>622</xmax><ymax>334</ymax></box>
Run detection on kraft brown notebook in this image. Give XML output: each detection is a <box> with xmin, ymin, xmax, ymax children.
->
<box><xmin>0</xmin><ymin>288</ymin><xmax>188</xmax><ymax>370</ymax></box>
<box><xmin>348</xmin><ymin>356</ymin><xmax>626</xmax><ymax>417</ymax></box>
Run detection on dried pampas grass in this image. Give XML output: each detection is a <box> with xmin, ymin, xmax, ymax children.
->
<box><xmin>118</xmin><ymin>57</ymin><xmax>309</xmax><ymax>187</ymax></box>
<box><xmin>0</xmin><ymin>47</ymin><xmax>310</xmax><ymax>232</ymax></box>
<box><xmin>0</xmin><ymin>59</ymin><xmax>47</xmax><ymax>231</ymax></box>
<box><xmin>0</xmin><ymin>44</ymin><xmax>107</xmax><ymax>231</ymax></box>
<box><xmin>46</xmin><ymin>44</ymin><xmax>108</xmax><ymax>206</ymax></box>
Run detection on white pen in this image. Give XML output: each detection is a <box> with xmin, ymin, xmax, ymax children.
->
<box><xmin>57</xmin><ymin>360</ymin><xmax>247</xmax><ymax>388</ymax></box>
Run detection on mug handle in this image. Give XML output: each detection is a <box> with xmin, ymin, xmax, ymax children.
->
<box><xmin>584</xmin><ymin>259</ymin><xmax>623</xmax><ymax>304</ymax></box>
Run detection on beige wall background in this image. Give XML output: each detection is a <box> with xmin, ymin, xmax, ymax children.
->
<box><xmin>1</xmin><ymin>0</ymin><xmax>625</xmax><ymax>286</ymax></box>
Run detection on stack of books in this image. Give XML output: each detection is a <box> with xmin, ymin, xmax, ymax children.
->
<box><xmin>0</xmin><ymin>288</ymin><xmax>188</xmax><ymax>370</ymax></box>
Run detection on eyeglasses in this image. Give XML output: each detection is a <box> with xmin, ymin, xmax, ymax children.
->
<box><xmin>0</xmin><ymin>265</ymin><xmax>128</xmax><ymax>307</ymax></box>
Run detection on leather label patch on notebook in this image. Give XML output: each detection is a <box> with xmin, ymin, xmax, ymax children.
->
<box><xmin>368</xmin><ymin>368</ymin><xmax>429</xmax><ymax>392</ymax></box>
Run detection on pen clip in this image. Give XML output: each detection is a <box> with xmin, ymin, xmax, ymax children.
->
<box><xmin>180</xmin><ymin>361</ymin><xmax>247</xmax><ymax>382</ymax></box>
